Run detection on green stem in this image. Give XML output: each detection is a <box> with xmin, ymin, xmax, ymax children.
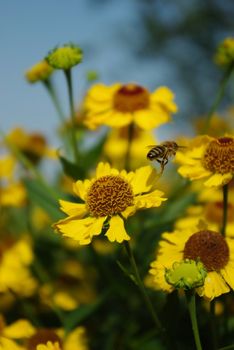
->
<box><xmin>124</xmin><ymin>241</ymin><xmax>163</xmax><ymax>333</ymax></box>
<box><xmin>43</xmin><ymin>79</ymin><xmax>65</xmax><ymax>123</ymax></box>
<box><xmin>221</xmin><ymin>184</ymin><xmax>229</xmax><ymax>236</ymax></box>
<box><xmin>185</xmin><ymin>291</ymin><xmax>203</xmax><ymax>350</ymax></box>
<box><xmin>219</xmin><ymin>345</ymin><xmax>234</xmax><ymax>350</ymax></box>
<box><xmin>203</xmin><ymin>63</ymin><xmax>234</xmax><ymax>133</ymax></box>
<box><xmin>64</xmin><ymin>68</ymin><xmax>79</xmax><ymax>164</ymax></box>
<box><xmin>210</xmin><ymin>299</ymin><xmax>218</xmax><ymax>350</ymax></box>
<box><xmin>125</xmin><ymin>122</ymin><xmax>134</xmax><ymax>172</ymax></box>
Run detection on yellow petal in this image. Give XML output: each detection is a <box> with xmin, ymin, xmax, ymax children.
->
<box><xmin>64</xmin><ymin>327</ymin><xmax>88</xmax><ymax>350</ymax></box>
<box><xmin>134</xmin><ymin>109</ymin><xmax>166</xmax><ymax>130</ymax></box>
<box><xmin>104</xmin><ymin>112</ymin><xmax>133</xmax><ymax>128</ymax></box>
<box><xmin>37</xmin><ymin>341</ymin><xmax>61</xmax><ymax>350</ymax></box>
<box><xmin>196</xmin><ymin>271</ymin><xmax>229</xmax><ymax>300</ymax></box>
<box><xmin>178</xmin><ymin>165</ymin><xmax>211</xmax><ymax>180</ymax></box>
<box><xmin>204</xmin><ymin>173</ymin><xmax>233</xmax><ymax>187</ymax></box>
<box><xmin>150</xmin><ymin>86</ymin><xmax>178</xmax><ymax>113</ymax></box>
<box><xmin>59</xmin><ymin>200</ymin><xmax>87</xmax><ymax>218</ymax></box>
<box><xmin>130</xmin><ymin>166</ymin><xmax>158</xmax><ymax>195</ymax></box>
<box><xmin>149</xmin><ymin>261</ymin><xmax>173</xmax><ymax>293</ymax></box>
<box><xmin>105</xmin><ymin>215</ymin><xmax>130</xmax><ymax>243</ymax></box>
<box><xmin>0</xmin><ymin>337</ymin><xmax>24</xmax><ymax>350</ymax></box>
<box><xmin>73</xmin><ymin>180</ymin><xmax>90</xmax><ymax>200</ymax></box>
<box><xmin>86</xmin><ymin>83</ymin><xmax>120</xmax><ymax>101</ymax></box>
<box><xmin>135</xmin><ymin>190</ymin><xmax>167</xmax><ymax>209</ymax></box>
<box><xmin>3</xmin><ymin>320</ymin><xmax>35</xmax><ymax>339</ymax></box>
<box><xmin>95</xmin><ymin>162</ymin><xmax>119</xmax><ymax>178</ymax></box>
<box><xmin>55</xmin><ymin>216</ymin><xmax>105</xmax><ymax>245</ymax></box>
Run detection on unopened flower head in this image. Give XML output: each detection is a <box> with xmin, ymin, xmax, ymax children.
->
<box><xmin>149</xmin><ymin>227</ymin><xmax>234</xmax><ymax>300</ymax></box>
<box><xmin>175</xmin><ymin>135</ymin><xmax>234</xmax><ymax>187</ymax></box>
<box><xmin>165</xmin><ymin>259</ymin><xmax>207</xmax><ymax>290</ymax></box>
<box><xmin>53</xmin><ymin>162</ymin><xmax>166</xmax><ymax>244</ymax></box>
<box><xmin>84</xmin><ymin>83</ymin><xmax>177</xmax><ymax>130</ymax></box>
<box><xmin>46</xmin><ymin>44</ymin><xmax>83</xmax><ymax>70</ymax></box>
<box><xmin>214</xmin><ymin>37</ymin><xmax>234</xmax><ymax>67</ymax></box>
<box><xmin>25</xmin><ymin>60</ymin><xmax>53</xmax><ymax>83</ymax></box>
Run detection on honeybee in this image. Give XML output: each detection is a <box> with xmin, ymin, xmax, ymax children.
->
<box><xmin>147</xmin><ymin>141</ymin><xmax>186</xmax><ymax>173</ymax></box>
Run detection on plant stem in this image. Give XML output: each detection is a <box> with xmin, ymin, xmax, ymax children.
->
<box><xmin>64</xmin><ymin>68</ymin><xmax>79</xmax><ymax>164</ymax></box>
<box><xmin>43</xmin><ymin>79</ymin><xmax>65</xmax><ymax>123</ymax></box>
<box><xmin>185</xmin><ymin>291</ymin><xmax>203</xmax><ymax>350</ymax></box>
<box><xmin>203</xmin><ymin>64</ymin><xmax>234</xmax><ymax>133</ymax></box>
<box><xmin>210</xmin><ymin>299</ymin><xmax>218</xmax><ymax>350</ymax></box>
<box><xmin>125</xmin><ymin>122</ymin><xmax>134</xmax><ymax>171</ymax></box>
<box><xmin>123</xmin><ymin>241</ymin><xmax>163</xmax><ymax>333</ymax></box>
<box><xmin>221</xmin><ymin>184</ymin><xmax>229</xmax><ymax>236</ymax></box>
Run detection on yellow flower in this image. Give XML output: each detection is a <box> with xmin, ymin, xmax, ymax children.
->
<box><xmin>0</xmin><ymin>156</ymin><xmax>15</xmax><ymax>179</ymax></box>
<box><xmin>0</xmin><ymin>238</ymin><xmax>37</xmax><ymax>296</ymax></box>
<box><xmin>0</xmin><ymin>182</ymin><xmax>27</xmax><ymax>207</ymax></box>
<box><xmin>37</xmin><ymin>341</ymin><xmax>61</xmax><ymax>350</ymax></box>
<box><xmin>149</xmin><ymin>227</ymin><xmax>234</xmax><ymax>300</ymax></box>
<box><xmin>25</xmin><ymin>60</ymin><xmax>53</xmax><ymax>83</ymax></box>
<box><xmin>28</xmin><ymin>327</ymin><xmax>88</xmax><ymax>350</ymax></box>
<box><xmin>214</xmin><ymin>37</ymin><xmax>234</xmax><ymax>67</ymax></box>
<box><xmin>103</xmin><ymin>126</ymin><xmax>158</xmax><ymax>170</ymax></box>
<box><xmin>46</xmin><ymin>44</ymin><xmax>83</xmax><ymax>70</ymax></box>
<box><xmin>84</xmin><ymin>83</ymin><xmax>178</xmax><ymax>130</ymax></box>
<box><xmin>175</xmin><ymin>135</ymin><xmax>234</xmax><ymax>187</ymax></box>
<box><xmin>6</xmin><ymin>127</ymin><xmax>57</xmax><ymax>164</ymax></box>
<box><xmin>0</xmin><ymin>315</ymin><xmax>35</xmax><ymax>350</ymax></box>
<box><xmin>53</xmin><ymin>162</ymin><xmax>166</xmax><ymax>244</ymax></box>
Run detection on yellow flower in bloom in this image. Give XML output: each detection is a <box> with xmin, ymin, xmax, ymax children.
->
<box><xmin>0</xmin><ymin>156</ymin><xmax>15</xmax><ymax>179</ymax></box>
<box><xmin>0</xmin><ymin>182</ymin><xmax>27</xmax><ymax>207</ymax></box>
<box><xmin>25</xmin><ymin>60</ymin><xmax>53</xmax><ymax>83</ymax></box>
<box><xmin>46</xmin><ymin>44</ymin><xmax>83</xmax><ymax>70</ymax></box>
<box><xmin>214</xmin><ymin>37</ymin><xmax>234</xmax><ymax>67</ymax></box>
<box><xmin>54</xmin><ymin>162</ymin><xmax>166</xmax><ymax>244</ymax></box>
<box><xmin>84</xmin><ymin>83</ymin><xmax>178</xmax><ymax>130</ymax></box>
<box><xmin>149</xmin><ymin>227</ymin><xmax>234</xmax><ymax>300</ymax></box>
<box><xmin>103</xmin><ymin>126</ymin><xmax>158</xmax><ymax>170</ymax></box>
<box><xmin>175</xmin><ymin>135</ymin><xmax>234</xmax><ymax>187</ymax></box>
<box><xmin>37</xmin><ymin>341</ymin><xmax>61</xmax><ymax>350</ymax></box>
<box><xmin>0</xmin><ymin>315</ymin><xmax>35</xmax><ymax>350</ymax></box>
<box><xmin>28</xmin><ymin>327</ymin><xmax>88</xmax><ymax>350</ymax></box>
<box><xmin>6</xmin><ymin>127</ymin><xmax>57</xmax><ymax>164</ymax></box>
<box><xmin>0</xmin><ymin>239</ymin><xmax>37</xmax><ymax>296</ymax></box>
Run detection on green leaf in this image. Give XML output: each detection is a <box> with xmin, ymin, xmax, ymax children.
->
<box><xmin>59</xmin><ymin>155</ymin><xmax>85</xmax><ymax>180</ymax></box>
<box><xmin>24</xmin><ymin>178</ymin><xmax>61</xmax><ymax>220</ymax></box>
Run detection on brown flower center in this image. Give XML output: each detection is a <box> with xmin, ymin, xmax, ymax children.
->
<box><xmin>202</xmin><ymin>137</ymin><xmax>234</xmax><ymax>174</ymax></box>
<box><xmin>205</xmin><ymin>201</ymin><xmax>234</xmax><ymax>224</ymax></box>
<box><xmin>183</xmin><ymin>230</ymin><xmax>229</xmax><ymax>271</ymax></box>
<box><xmin>23</xmin><ymin>134</ymin><xmax>47</xmax><ymax>164</ymax></box>
<box><xmin>27</xmin><ymin>329</ymin><xmax>63</xmax><ymax>350</ymax></box>
<box><xmin>113</xmin><ymin>84</ymin><xmax>150</xmax><ymax>112</ymax></box>
<box><xmin>86</xmin><ymin>175</ymin><xmax>134</xmax><ymax>217</ymax></box>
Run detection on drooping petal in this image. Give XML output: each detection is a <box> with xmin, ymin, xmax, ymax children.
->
<box><xmin>196</xmin><ymin>271</ymin><xmax>230</xmax><ymax>300</ymax></box>
<box><xmin>135</xmin><ymin>190</ymin><xmax>167</xmax><ymax>209</ymax></box>
<box><xmin>0</xmin><ymin>337</ymin><xmax>25</xmax><ymax>350</ymax></box>
<box><xmin>104</xmin><ymin>112</ymin><xmax>133</xmax><ymax>128</ymax></box>
<box><xmin>3</xmin><ymin>320</ymin><xmax>35</xmax><ymax>339</ymax></box>
<box><xmin>178</xmin><ymin>165</ymin><xmax>211</xmax><ymax>180</ymax></box>
<box><xmin>204</xmin><ymin>173</ymin><xmax>233</xmax><ymax>187</ymax></box>
<box><xmin>130</xmin><ymin>166</ymin><xmax>158</xmax><ymax>195</ymax></box>
<box><xmin>59</xmin><ymin>200</ymin><xmax>87</xmax><ymax>217</ymax></box>
<box><xmin>54</xmin><ymin>216</ymin><xmax>106</xmax><ymax>245</ymax></box>
<box><xmin>105</xmin><ymin>215</ymin><xmax>130</xmax><ymax>243</ymax></box>
<box><xmin>150</xmin><ymin>87</ymin><xmax>178</xmax><ymax>113</ymax></box>
<box><xmin>134</xmin><ymin>109</ymin><xmax>165</xmax><ymax>130</ymax></box>
<box><xmin>85</xmin><ymin>83</ymin><xmax>120</xmax><ymax>102</ymax></box>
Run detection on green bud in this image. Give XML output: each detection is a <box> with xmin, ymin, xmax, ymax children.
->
<box><xmin>46</xmin><ymin>44</ymin><xmax>83</xmax><ymax>70</ymax></box>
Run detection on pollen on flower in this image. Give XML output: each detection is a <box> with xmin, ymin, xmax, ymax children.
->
<box><xmin>202</xmin><ymin>137</ymin><xmax>234</xmax><ymax>174</ymax></box>
<box><xmin>183</xmin><ymin>230</ymin><xmax>229</xmax><ymax>272</ymax></box>
<box><xmin>113</xmin><ymin>84</ymin><xmax>150</xmax><ymax>113</ymax></box>
<box><xmin>86</xmin><ymin>175</ymin><xmax>134</xmax><ymax>217</ymax></box>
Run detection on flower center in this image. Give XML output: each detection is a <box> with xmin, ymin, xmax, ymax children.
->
<box><xmin>183</xmin><ymin>230</ymin><xmax>229</xmax><ymax>272</ymax></box>
<box><xmin>113</xmin><ymin>84</ymin><xmax>150</xmax><ymax>112</ymax></box>
<box><xmin>86</xmin><ymin>175</ymin><xmax>134</xmax><ymax>217</ymax></box>
<box><xmin>205</xmin><ymin>201</ymin><xmax>234</xmax><ymax>224</ymax></box>
<box><xmin>27</xmin><ymin>329</ymin><xmax>63</xmax><ymax>350</ymax></box>
<box><xmin>202</xmin><ymin>137</ymin><xmax>234</xmax><ymax>174</ymax></box>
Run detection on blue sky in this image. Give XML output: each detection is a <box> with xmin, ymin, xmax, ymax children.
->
<box><xmin>0</xmin><ymin>0</ymin><xmax>190</xmax><ymax>145</ymax></box>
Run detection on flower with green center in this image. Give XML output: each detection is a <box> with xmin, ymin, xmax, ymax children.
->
<box><xmin>25</xmin><ymin>60</ymin><xmax>53</xmax><ymax>83</ymax></box>
<box><xmin>165</xmin><ymin>259</ymin><xmax>207</xmax><ymax>290</ymax></box>
<box><xmin>53</xmin><ymin>162</ymin><xmax>166</xmax><ymax>244</ymax></box>
<box><xmin>83</xmin><ymin>83</ymin><xmax>178</xmax><ymax>130</ymax></box>
<box><xmin>46</xmin><ymin>44</ymin><xmax>83</xmax><ymax>70</ymax></box>
<box><xmin>149</xmin><ymin>227</ymin><xmax>234</xmax><ymax>300</ymax></box>
<box><xmin>214</xmin><ymin>37</ymin><xmax>234</xmax><ymax>67</ymax></box>
<box><xmin>175</xmin><ymin>135</ymin><xmax>234</xmax><ymax>187</ymax></box>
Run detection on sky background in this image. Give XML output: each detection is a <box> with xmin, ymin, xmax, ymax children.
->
<box><xmin>1</xmin><ymin>0</ymin><xmax>233</xmax><ymax>147</ymax></box>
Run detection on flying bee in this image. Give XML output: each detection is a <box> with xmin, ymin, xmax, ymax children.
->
<box><xmin>147</xmin><ymin>141</ymin><xmax>186</xmax><ymax>173</ymax></box>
